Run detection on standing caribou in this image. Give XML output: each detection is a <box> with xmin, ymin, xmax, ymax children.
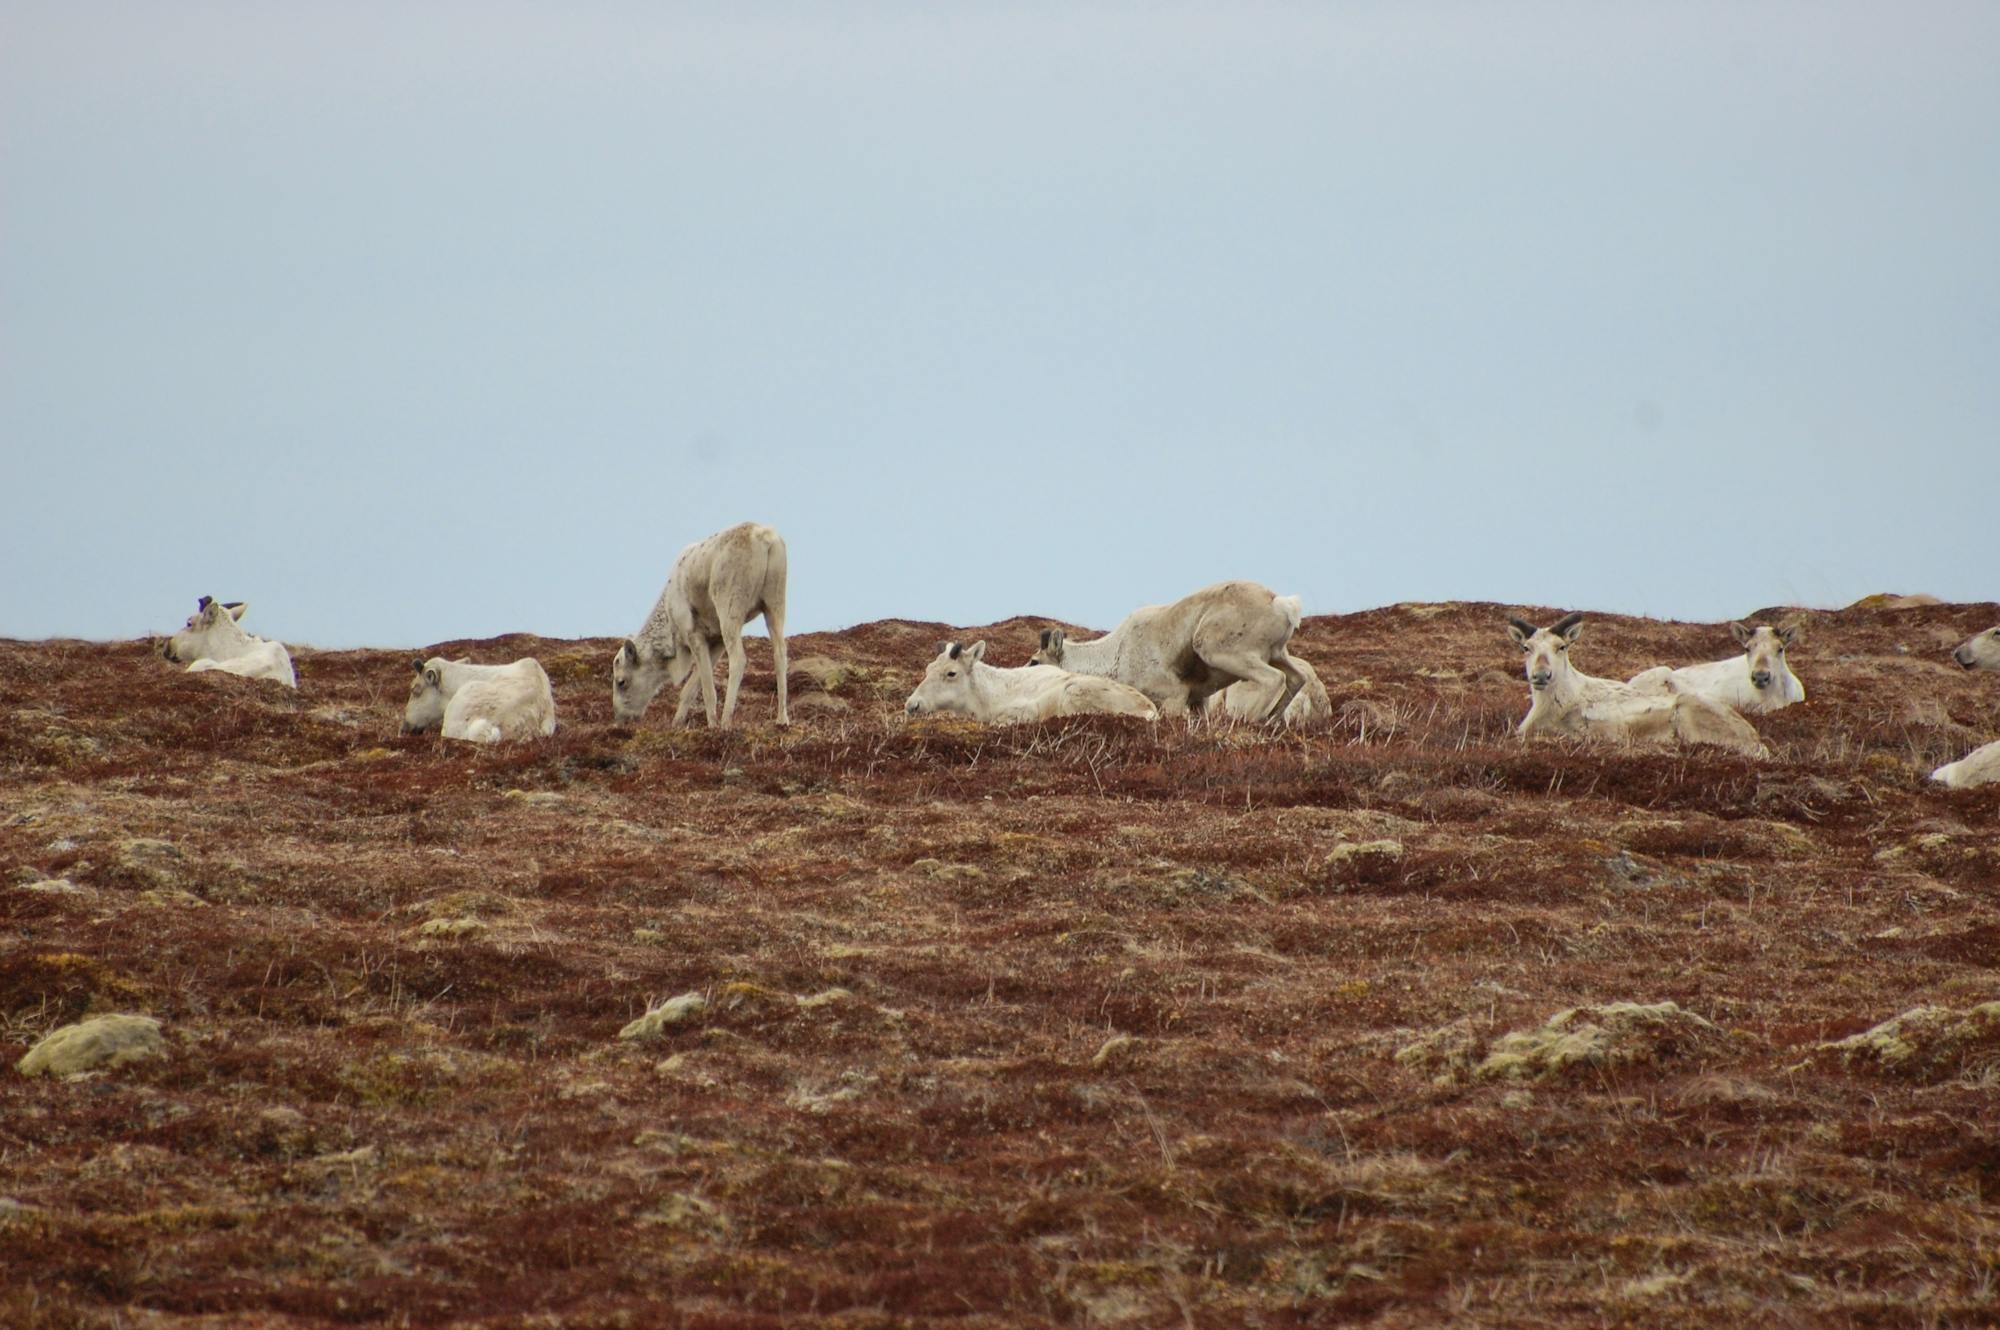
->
<box><xmin>613</xmin><ymin>522</ymin><xmax>789</xmax><ymax>729</ymax></box>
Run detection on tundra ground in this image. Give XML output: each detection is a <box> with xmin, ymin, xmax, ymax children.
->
<box><xmin>4</xmin><ymin>601</ymin><xmax>1998</xmax><ymax>1328</ymax></box>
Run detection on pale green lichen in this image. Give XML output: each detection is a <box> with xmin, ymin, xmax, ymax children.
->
<box><xmin>1824</xmin><ymin>1002</ymin><xmax>2000</xmax><ymax>1081</ymax></box>
<box><xmin>1394</xmin><ymin>1016</ymin><xmax>1482</xmax><ymax>1086</ymax></box>
<box><xmin>17</xmin><ymin>1014</ymin><xmax>166</xmax><ymax>1078</ymax></box>
<box><xmin>619</xmin><ymin>993</ymin><xmax>708</xmax><ymax>1042</ymax></box>
<box><xmin>1473</xmin><ymin>1002</ymin><xmax>1721</xmax><ymax>1083</ymax></box>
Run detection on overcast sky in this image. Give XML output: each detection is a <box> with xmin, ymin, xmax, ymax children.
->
<box><xmin>4</xmin><ymin>2</ymin><xmax>1996</xmax><ymax>649</ymax></box>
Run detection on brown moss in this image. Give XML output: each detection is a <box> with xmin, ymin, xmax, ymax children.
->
<box><xmin>2</xmin><ymin>604</ymin><xmax>1999</xmax><ymax>1326</ymax></box>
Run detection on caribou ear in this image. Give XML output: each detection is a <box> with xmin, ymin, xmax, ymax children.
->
<box><xmin>1552</xmin><ymin>612</ymin><xmax>1584</xmax><ymax>642</ymax></box>
<box><xmin>966</xmin><ymin>640</ymin><xmax>987</xmax><ymax>662</ymax></box>
<box><xmin>424</xmin><ymin>667</ymin><xmax>442</xmax><ymax>687</ymax></box>
<box><xmin>946</xmin><ymin>642</ymin><xmax>962</xmax><ymax>660</ymax></box>
<box><xmin>224</xmin><ymin>602</ymin><xmax>248</xmax><ymax>622</ymax></box>
<box><xmin>619</xmin><ymin>639</ymin><xmax>640</xmax><ymax>666</ymax></box>
<box><xmin>197</xmin><ymin>595</ymin><xmax>213</xmax><ymax>611</ymax></box>
<box><xmin>1778</xmin><ymin>624</ymin><xmax>1800</xmax><ymax>647</ymax></box>
<box><xmin>1507</xmin><ymin>619</ymin><xmax>1536</xmax><ymax>650</ymax></box>
<box><xmin>1039</xmin><ymin>628</ymin><xmax>1053</xmax><ymax>649</ymax></box>
<box><xmin>1044</xmin><ymin>629</ymin><xmax>1066</xmax><ymax>653</ymax></box>
<box><xmin>412</xmin><ymin>658</ymin><xmax>426</xmax><ymax>675</ymax></box>
<box><xmin>1729</xmin><ymin>621</ymin><xmax>1754</xmax><ymax>647</ymax></box>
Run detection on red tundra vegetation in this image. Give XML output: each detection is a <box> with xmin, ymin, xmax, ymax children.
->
<box><xmin>3</xmin><ymin>599</ymin><xmax>1998</xmax><ymax>1327</ymax></box>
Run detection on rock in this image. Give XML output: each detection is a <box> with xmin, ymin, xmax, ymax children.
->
<box><xmin>791</xmin><ymin>693</ymin><xmax>852</xmax><ymax>715</ymax></box>
<box><xmin>1846</xmin><ymin>593</ymin><xmax>1941</xmax><ymax>610</ymax></box>
<box><xmin>1326</xmin><ymin>840</ymin><xmax>1405</xmax><ymax>889</ymax></box>
<box><xmin>304</xmin><ymin>1145</ymin><xmax>378</xmax><ymax>1174</ymax></box>
<box><xmin>1671</xmin><ymin>1075</ymin><xmax>1779</xmax><ymax>1108</ymax></box>
<box><xmin>1420</xmin><ymin>788</ymin><xmax>1504</xmax><ymax>820</ymax></box>
<box><xmin>1339</xmin><ymin>699</ymin><xmax>1401</xmax><ymax>733</ymax></box>
<box><xmin>1821</xmin><ymin>1002</ymin><xmax>2000</xmax><ymax>1082</ymax></box>
<box><xmin>252</xmin><ymin>1106</ymin><xmax>315</xmax><ymax>1158</ymax></box>
<box><xmin>717</xmin><ymin>980</ymin><xmax>789</xmax><ymax>1007</ymax></box>
<box><xmin>1621</xmin><ymin>1272</ymin><xmax>1695</xmax><ymax>1301</ymax></box>
<box><xmin>1373</xmin><ymin>770</ymin><xmax>1426</xmax><ymax>797</ymax></box>
<box><xmin>1601</xmin><ymin>852</ymin><xmax>1671</xmax><ymax>890</ymax></box>
<box><xmin>417</xmin><ymin>917</ymin><xmax>486</xmax><ymax>939</ymax></box>
<box><xmin>796</xmin><ymin>988</ymin><xmax>853</xmax><ymax>1011</ymax></box>
<box><xmin>1160</xmin><ymin>867</ymin><xmax>1258</xmax><ymax>903</ymax></box>
<box><xmin>1091</xmin><ymin>1035</ymin><xmax>1143</xmax><ymax>1069</ymax></box>
<box><xmin>1394</xmin><ymin>1017</ymin><xmax>1482</xmax><ymax>1086</ymax></box>
<box><xmin>136</xmin><ymin>888</ymin><xmax>207</xmax><ymax>910</ymax></box>
<box><xmin>645</xmin><ymin>1192</ymin><xmax>730</xmax><ymax>1237</ymax></box>
<box><xmin>1328</xmin><ymin>839</ymin><xmax>1403</xmax><ymax>865</ymax></box>
<box><xmin>16</xmin><ymin>1014</ymin><xmax>167</xmax><ymax>1078</ymax></box>
<box><xmin>912</xmin><ymin>858</ymin><xmax>985</xmax><ymax>881</ymax></box>
<box><xmin>18</xmin><ymin>878</ymin><xmax>83</xmax><ymax>895</ymax></box>
<box><xmin>114</xmin><ymin>839</ymin><xmax>183</xmax><ymax>888</ymax></box>
<box><xmin>307</xmin><ymin>705</ymin><xmax>364</xmax><ymax>728</ymax></box>
<box><xmin>790</xmin><ymin>655</ymin><xmax>855</xmax><ymax>692</ymax></box>
<box><xmin>619</xmin><ymin>993</ymin><xmax>707</xmax><ymax>1042</ymax></box>
<box><xmin>786</xmin><ymin>1070</ymin><xmax>876</xmax><ymax>1114</ymax></box>
<box><xmin>653</xmin><ymin>1053</ymin><xmax>701</xmax><ymax>1080</ymax></box>
<box><xmin>1473</xmin><ymin>1002</ymin><xmax>1724</xmax><ymax>1083</ymax></box>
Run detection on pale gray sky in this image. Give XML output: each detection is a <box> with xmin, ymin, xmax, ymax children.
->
<box><xmin>4</xmin><ymin>2</ymin><xmax>1996</xmax><ymax>648</ymax></box>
